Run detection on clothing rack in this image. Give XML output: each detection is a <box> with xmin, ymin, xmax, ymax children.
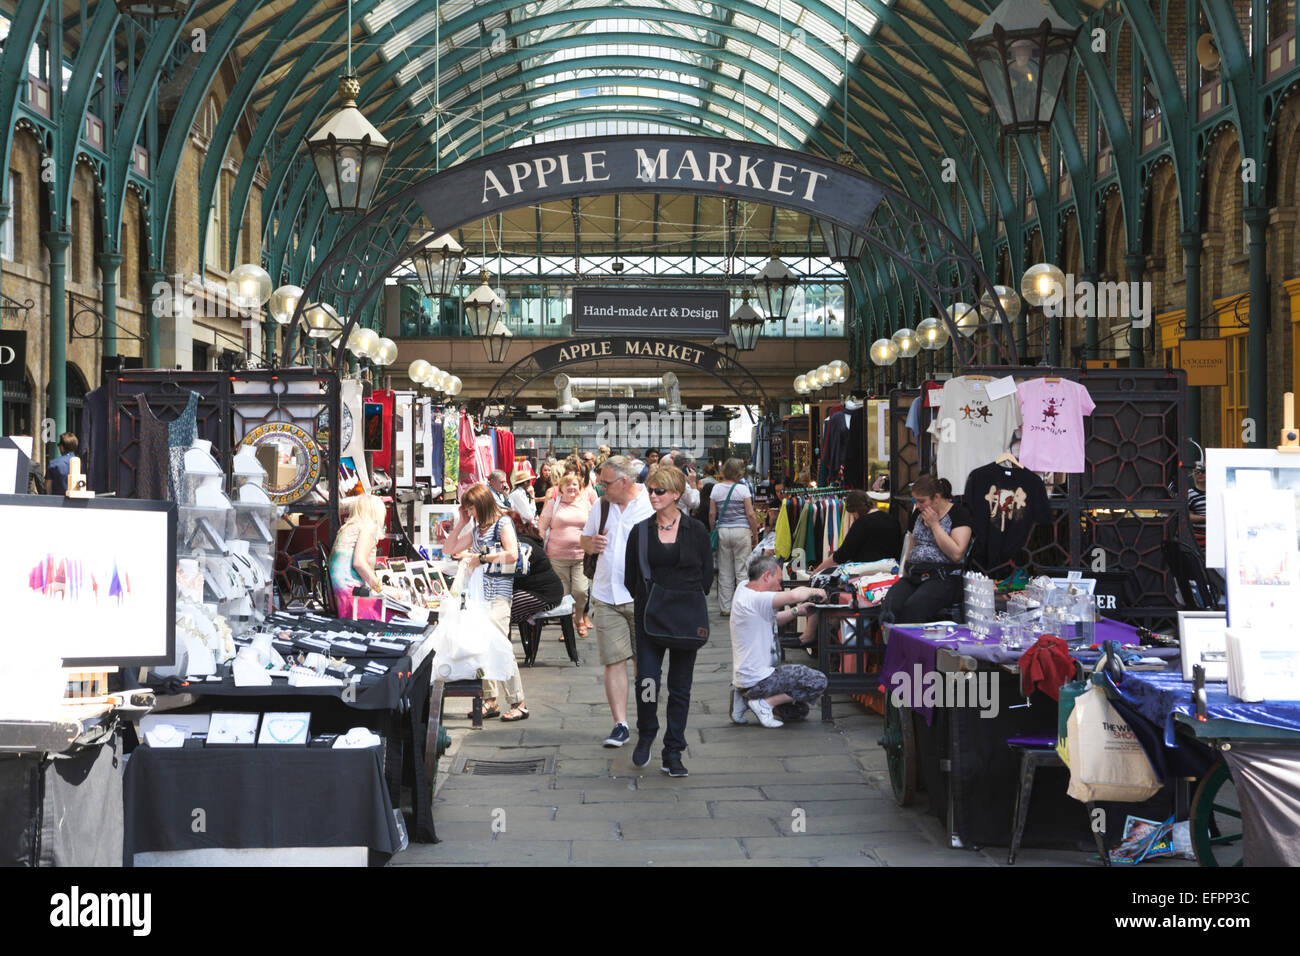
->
<box><xmin>782</xmin><ymin>485</ymin><xmax>844</xmax><ymax>498</ymax></box>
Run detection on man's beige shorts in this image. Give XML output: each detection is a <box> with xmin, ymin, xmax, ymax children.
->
<box><xmin>593</xmin><ymin>599</ymin><xmax>635</xmax><ymax>666</ymax></box>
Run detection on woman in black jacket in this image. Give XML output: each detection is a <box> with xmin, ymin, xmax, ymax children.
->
<box><xmin>623</xmin><ymin>464</ymin><xmax>713</xmax><ymax>777</ymax></box>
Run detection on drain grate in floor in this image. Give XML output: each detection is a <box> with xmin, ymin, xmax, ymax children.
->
<box><xmin>451</xmin><ymin>755</ymin><xmax>554</xmax><ymax>776</ymax></box>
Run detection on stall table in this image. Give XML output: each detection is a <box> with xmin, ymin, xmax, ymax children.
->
<box><xmin>878</xmin><ymin>618</ymin><xmax>1174</xmax><ymax>853</ymax></box>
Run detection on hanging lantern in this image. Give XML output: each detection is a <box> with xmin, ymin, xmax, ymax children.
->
<box><xmin>1020</xmin><ymin>262</ymin><xmax>1066</xmax><ymax>308</ymax></box>
<box><xmin>303</xmin><ymin>302</ymin><xmax>342</xmax><ymax>339</ymax></box>
<box><xmin>966</xmin><ymin>0</ymin><xmax>1080</xmax><ymax>135</ymax></box>
<box><xmin>305</xmin><ymin>74</ymin><xmax>390</xmax><ymax>214</ymax></box>
<box><xmin>917</xmin><ymin>317</ymin><xmax>950</xmax><ymax>350</ymax></box>
<box><xmin>713</xmin><ymin>333</ymin><xmax>738</xmax><ymax>364</ymax></box>
<box><xmin>753</xmin><ymin>247</ymin><xmax>799</xmax><ymax>322</ymax></box>
<box><xmin>464</xmin><ymin>270</ymin><xmax>502</xmax><ymax>337</ymax></box>
<box><xmin>870</xmin><ymin>338</ymin><xmax>901</xmax><ymax>366</ymax></box>
<box><xmin>228</xmin><ymin>264</ymin><xmax>273</xmax><ymax>313</ymax></box>
<box><xmin>408</xmin><ymin>233</ymin><xmax>465</xmax><ymax>299</ymax></box>
<box><xmin>729</xmin><ymin>289</ymin><xmax>764</xmax><ymax>351</ymax></box>
<box><xmin>484</xmin><ymin>319</ymin><xmax>513</xmax><ymax>364</ymax></box>
<box><xmin>268</xmin><ymin>284</ymin><xmax>304</xmax><ymax>325</ymax></box>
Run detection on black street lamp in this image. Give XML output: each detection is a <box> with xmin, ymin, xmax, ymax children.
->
<box><xmin>305</xmin><ymin>75</ymin><xmax>390</xmax><ymax>214</ymax></box>
<box><xmin>728</xmin><ymin>289</ymin><xmax>764</xmax><ymax>351</ymax></box>
<box><xmin>463</xmin><ymin>269</ymin><xmax>501</xmax><ymax>338</ymax></box>
<box><xmin>966</xmin><ymin>0</ymin><xmax>1080</xmax><ymax>136</ymax></box>
<box><xmin>408</xmin><ymin>232</ymin><xmax>465</xmax><ymax>299</ymax></box>
<box><xmin>484</xmin><ymin>319</ymin><xmax>513</xmax><ymax>364</ymax></box>
<box><xmin>754</xmin><ymin>247</ymin><xmax>799</xmax><ymax>324</ymax></box>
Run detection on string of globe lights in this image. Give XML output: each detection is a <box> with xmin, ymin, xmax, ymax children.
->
<box><xmin>407</xmin><ymin>358</ymin><xmax>463</xmax><ymax>397</ymax></box>
<box><xmin>867</xmin><ymin>277</ymin><xmax>1040</xmax><ymax>367</ymax></box>
<box><xmin>793</xmin><ymin>360</ymin><xmax>850</xmax><ymax>396</ymax></box>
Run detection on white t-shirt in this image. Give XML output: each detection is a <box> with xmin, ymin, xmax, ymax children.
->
<box><xmin>507</xmin><ymin>486</ymin><xmax>536</xmax><ymax>522</ymax></box>
<box><xmin>711</xmin><ymin>480</ymin><xmax>752</xmax><ymax>527</ymax></box>
<box><xmin>730</xmin><ymin>582</ymin><xmax>779</xmax><ymax>688</ymax></box>
<box><xmin>582</xmin><ymin>485</ymin><xmax>654</xmax><ymax>605</ymax></box>
<box><xmin>929</xmin><ymin>376</ymin><xmax>1022</xmax><ymax>493</ymax></box>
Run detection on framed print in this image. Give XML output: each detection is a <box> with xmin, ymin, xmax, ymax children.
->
<box><xmin>393</xmin><ymin>391</ymin><xmax>414</xmax><ymax>489</ymax></box>
<box><xmin>0</xmin><ymin>495</ymin><xmax>176</xmax><ymax>668</ymax></box>
<box><xmin>363</xmin><ymin>401</ymin><xmax>384</xmax><ymax>451</ymax></box>
<box><xmin>339</xmin><ymin>456</ymin><xmax>365</xmax><ymax>497</ymax></box>
<box><xmin>1221</xmin><ymin>488</ymin><xmax>1300</xmax><ymax>630</ymax></box>
<box><xmin>1205</xmin><ymin>448</ymin><xmax>1300</xmax><ymax>569</ymax></box>
<box><xmin>1179</xmin><ymin>611</ymin><xmax>1228</xmax><ymax>682</ymax></box>
<box><xmin>418</xmin><ymin>504</ymin><xmax>460</xmax><ymax>556</ymax></box>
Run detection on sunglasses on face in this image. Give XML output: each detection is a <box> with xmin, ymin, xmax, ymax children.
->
<box><xmin>647</xmin><ymin>487</ymin><xmax>672</xmax><ymax>496</ymax></box>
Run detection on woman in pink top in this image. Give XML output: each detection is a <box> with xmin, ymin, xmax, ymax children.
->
<box><xmin>539</xmin><ymin>472</ymin><xmax>594</xmax><ymax>635</ymax></box>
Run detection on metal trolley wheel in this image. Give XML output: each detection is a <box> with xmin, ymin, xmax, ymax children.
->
<box><xmin>1190</xmin><ymin>759</ymin><xmax>1243</xmax><ymax>867</ymax></box>
<box><xmin>880</xmin><ymin>696</ymin><xmax>917</xmax><ymax>807</ymax></box>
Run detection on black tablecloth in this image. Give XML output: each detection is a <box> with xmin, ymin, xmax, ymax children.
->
<box><xmin>146</xmin><ymin>654</ymin><xmax>416</xmax><ymax>711</ymax></box>
<box><xmin>123</xmin><ymin>740</ymin><xmax>402</xmax><ymax>861</ymax></box>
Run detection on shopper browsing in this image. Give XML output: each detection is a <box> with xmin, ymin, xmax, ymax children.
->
<box><xmin>710</xmin><ymin>458</ymin><xmax>760</xmax><ymax>615</ymax></box>
<box><xmin>539</xmin><ymin>472</ymin><xmax>594</xmax><ymax>637</ymax></box>
<box><xmin>622</xmin><ymin>464</ymin><xmax>712</xmax><ymax>777</ymax></box>
<box><xmin>812</xmin><ymin>490</ymin><xmax>904</xmax><ymax>572</ymax></box>
<box><xmin>581</xmin><ymin>455</ymin><xmax>654</xmax><ymax>748</ymax></box>
<box><xmin>444</xmin><ymin>483</ymin><xmax>529</xmax><ymax>722</ymax></box>
<box><xmin>45</xmin><ymin>432</ymin><xmax>80</xmax><ymax>496</ymax></box>
<box><xmin>880</xmin><ymin>475</ymin><xmax>972</xmax><ymax>624</ymax></box>
<box><xmin>729</xmin><ymin>556</ymin><xmax>827</xmax><ymax>728</ymax></box>
<box><xmin>507</xmin><ymin>468</ymin><xmax>538</xmax><ymax>523</ymax></box>
<box><xmin>328</xmin><ymin>494</ymin><xmax>406</xmax><ymax>619</ymax></box>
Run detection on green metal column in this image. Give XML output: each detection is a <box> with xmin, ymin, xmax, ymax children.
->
<box><xmin>99</xmin><ymin>252</ymin><xmax>124</xmax><ymax>360</ymax></box>
<box><xmin>0</xmin><ymin>202</ymin><xmax>7</xmax><ymax>430</ymax></box>
<box><xmin>144</xmin><ymin>268</ymin><xmax>164</xmax><ymax>368</ymax></box>
<box><xmin>44</xmin><ymin>230</ymin><xmax>72</xmax><ymax>457</ymax></box>
<box><xmin>1244</xmin><ymin>206</ymin><xmax>1269</xmax><ymax>448</ymax></box>
<box><xmin>1180</xmin><ymin>231</ymin><xmax>1203</xmax><ymax>451</ymax></box>
<box><xmin>1125</xmin><ymin>254</ymin><xmax>1145</xmax><ymax>368</ymax></box>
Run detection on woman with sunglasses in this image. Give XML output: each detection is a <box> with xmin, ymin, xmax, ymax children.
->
<box><xmin>622</xmin><ymin>464</ymin><xmax>713</xmax><ymax>777</ymax></box>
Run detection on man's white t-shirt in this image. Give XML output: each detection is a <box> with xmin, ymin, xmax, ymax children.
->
<box><xmin>730</xmin><ymin>581</ymin><xmax>779</xmax><ymax>688</ymax></box>
<box><xmin>582</xmin><ymin>486</ymin><xmax>654</xmax><ymax>606</ymax></box>
<box><xmin>507</xmin><ymin>486</ymin><xmax>536</xmax><ymax>522</ymax></box>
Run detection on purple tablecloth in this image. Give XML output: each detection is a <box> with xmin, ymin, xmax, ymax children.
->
<box><xmin>881</xmin><ymin>617</ymin><xmax>1146</xmax><ymax>725</ymax></box>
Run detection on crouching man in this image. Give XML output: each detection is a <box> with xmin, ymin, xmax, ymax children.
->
<box><xmin>729</xmin><ymin>556</ymin><xmax>828</xmax><ymax>728</ymax></box>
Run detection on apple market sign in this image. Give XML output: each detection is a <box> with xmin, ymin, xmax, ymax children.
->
<box><xmin>409</xmin><ymin>135</ymin><xmax>885</xmax><ymax>236</ymax></box>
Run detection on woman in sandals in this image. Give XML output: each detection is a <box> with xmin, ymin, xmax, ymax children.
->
<box><xmin>445</xmin><ymin>483</ymin><xmax>529</xmax><ymax>722</ymax></box>
<box><xmin>539</xmin><ymin>470</ymin><xmax>595</xmax><ymax>637</ymax></box>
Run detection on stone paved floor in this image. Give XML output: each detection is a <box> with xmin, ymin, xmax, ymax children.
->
<box><xmin>391</xmin><ymin>595</ymin><xmax>1099</xmax><ymax>867</ymax></box>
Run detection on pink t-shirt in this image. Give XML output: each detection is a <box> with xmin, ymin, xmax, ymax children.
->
<box><xmin>1016</xmin><ymin>378</ymin><xmax>1095</xmax><ymax>474</ymax></box>
<box><xmin>541</xmin><ymin>493</ymin><xmax>593</xmax><ymax>560</ymax></box>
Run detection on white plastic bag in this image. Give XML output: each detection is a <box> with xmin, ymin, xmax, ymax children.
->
<box><xmin>430</xmin><ymin>565</ymin><xmax>514</xmax><ymax>681</ymax></box>
<box><xmin>1065</xmin><ymin>685</ymin><xmax>1163</xmax><ymax>803</ymax></box>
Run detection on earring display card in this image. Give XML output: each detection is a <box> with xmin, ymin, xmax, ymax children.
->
<box><xmin>207</xmin><ymin>712</ymin><xmax>260</xmax><ymax>745</ymax></box>
<box><xmin>257</xmin><ymin>711</ymin><xmax>312</xmax><ymax>745</ymax></box>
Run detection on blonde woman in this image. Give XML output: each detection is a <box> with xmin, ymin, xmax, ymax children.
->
<box><xmin>444</xmin><ymin>483</ymin><xmax>529</xmax><ymax>721</ymax></box>
<box><xmin>539</xmin><ymin>471</ymin><xmax>594</xmax><ymax>636</ymax></box>
<box><xmin>329</xmin><ymin>494</ymin><xmax>403</xmax><ymax>618</ymax></box>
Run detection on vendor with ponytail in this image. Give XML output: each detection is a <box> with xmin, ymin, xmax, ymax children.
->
<box><xmin>880</xmin><ymin>474</ymin><xmax>973</xmax><ymax>624</ymax></box>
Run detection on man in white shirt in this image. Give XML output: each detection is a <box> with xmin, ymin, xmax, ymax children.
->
<box><xmin>729</xmin><ymin>556</ymin><xmax>827</xmax><ymax>728</ymax></box>
<box><xmin>506</xmin><ymin>469</ymin><xmax>537</xmax><ymax>523</ymax></box>
<box><xmin>487</xmin><ymin>469</ymin><xmax>511</xmax><ymax>510</ymax></box>
<box><xmin>581</xmin><ymin>455</ymin><xmax>655</xmax><ymax>748</ymax></box>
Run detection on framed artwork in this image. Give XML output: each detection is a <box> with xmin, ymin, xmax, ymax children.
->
<box><xmin>1179</xmin><ymin>611</ymin><xmax>1228</xmax><ymax>682</ymax></box>
<box><xmin>363</xmin><ymin>401</ymin><xmax>384</xmax><ymax>451</ymax></box>
<box><xmin>1221</xmin><ymin>488</ymin><xmax>1300</xmax><ymax>630</ymax></box>
<box><xmin>1205</xmin><ymin>448</ymin><xmax>1300</xmax><ymax>569</ymax></box>
<box><xmin>418</xmin><ymin>504</ymin><xmax>460</xmax><ymax>556</ymax></box>
<box><xmin>339</xmin><ymin>456</ymin><xmax>365</xmax><ymax>497</ymax></box>
<box><xmin>394</xmin><ymin>391</ymin><xmax>414</xmax><ymax>489</ymax></box>
<box><xmin>238</xmin><ymin>421</ymin><xmax>322</xmax><ymax>506</ymax></box>
<box><xmin>0</xmin><ymin>494</ymin><xmax>176</xmax><ymax>668</ymax></box>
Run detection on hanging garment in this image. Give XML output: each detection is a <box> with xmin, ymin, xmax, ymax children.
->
<box><xmin>1016</xmin><ymin>378</ymin><xmax>1096</xmax><ymax>474</ymax></box>
<box><xmin>495</xmin><ymin>429</ymin><xmax>515</xmax><ymax>476</ymax></box>
<box><xmin>443</xmin><ymin>412</ymin><xmax>460</xmax><ymax>487</ymax></box>
<box><xmin>474</xmin><ymin>435</ymin><xmax>494</xmax><ymax>484</ymax></box>
<box><xmin>963</xmin><ymin>462</ymin><xmax>1052</xmax><ymax>569</ymax></box>
<box><xmin>929</xmin><ymin>376</ymin><xmax>1021</xmax><ymax>493</ymax></box>
<box><xmin>807</xmin><ymin>502</ymin><xmax>821</xmax><ymax>563</ymax></box>
<box><xmin>820</xmin><ymin>410</ymin><xmax>849</xmax><ymax>485</ymax></box>
<box><xmin>843</xmin><ymin>407</ymin><xmax>866</xmax><ymax>488</ymax></box>
<box><xmin>134</xmin><ymin>394</ymin><xmax>170</xmax><ymax>500</ymax></box>
<box><xmin>430</xmin><ymin>414</ymin><xmax>445</xmax><ymax>489</ymax></box>
<box><xmin>791</xmin><ymin>502</ymin><xmax>811</xmax><ymax>562</ymax></box>
<box><xmin>774</xmin><ymin>498</ymin><xmax>792</xmax><ymax>559</ymax></box>
<box><xmin>167</xmin><ymin>391</ymin><xmax>200</xmax><ymax>500</ymax></box>
<box><xmin>458</xmin><ymin>412</ymin><xmax>478</xmax><ymax>483</ymax></box>
<box><xmin>82</xmin><ymin>386</ymin><xmax>108</xmax><ymax>493</ymax></box>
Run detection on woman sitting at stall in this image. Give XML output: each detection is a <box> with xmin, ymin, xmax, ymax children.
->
<box><xmin>812</xmin><ymin>490</ymin><xmax>904</xmax><ymax>573</ymax></box>
<box><xmin>507</xmin><ymin>513</ymin><xmax>566</xmax><ymax>644</ymax></box>
<box><xmin>329</xmin><ymin>494</ymin><xmax>404</xmax><ymax>619</ymax></box>
<box><xmin>444</xmin><ymin>483</ymin><xmax>529</xmax><ymax>722</ymax></box>
<box><xmin>880</xmin><ymin>475</ymin><xmax>972</xmax><ymax>624</ymax></box>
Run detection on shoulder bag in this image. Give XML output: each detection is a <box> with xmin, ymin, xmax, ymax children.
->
<box><xmin>482</xmin><ymin>517</ymin><xmax>532</xmax><ymax>577</ymax></box>
<box><xmin>637</xmin><ymin>520</ymin><xmax>710</xmax><ymax>650</ymax></box>
<box><xmin>582</xmin><ymin>498</ymin><xmax>612</xmax><ymax>579</ymax></box>
<box><xmin>710</xmin><ymin>482</ymin><xmax>739</xmax><ymax>549</ymax></box>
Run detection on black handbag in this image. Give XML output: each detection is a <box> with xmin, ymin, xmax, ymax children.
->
<box><xmin>637</xmin><ymin>521</ymin><xmax>709</xmax><ymax>650</ymax></box>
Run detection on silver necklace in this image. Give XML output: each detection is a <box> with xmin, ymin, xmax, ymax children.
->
<box><xmin>657</xmin><ymin>514</ymin><xmax>679</xmax><ymax>532</ymax></box>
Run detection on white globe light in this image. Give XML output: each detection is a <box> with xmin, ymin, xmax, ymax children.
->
<box><xmin>303</xmin><ymin>301</ymin><xmax>341</xmax><ymax>338</ymax></box>
<box><xmin>813</xmin><ymin>364</ymin><xmax>830</xmax><ymax>386</ymax></box>
<box><xmin>435</xmin><ymin>369</ymin><xmax>452</xmax><ymax>391</ymax></box>
<box><xmin>870</xmin><ymin>337</ymin><xmax>900</xmax><ymax>366</ymax></box>
<box><xmin>228</xmin><ymin>264</ymin><xmax>273</xmax><ymax>311</ymax></box>
<box><xmin>372</xmin><ymin>337</ymin><xmax>398</xmax><ymax>366</ymax></box>
<box><xmin>891</xmin><ymin>328</ymin><xmax>921</xmax><ymax>358</ymax></box>
<box><xmin>1020</xmin><ymin>263</ymin><xmax>1066</xmax><ymax>308</ymax></box>
<box><xmin>828</xmin><ymin>359</ymin><xmax>849</xmax><ymax>382</ymax></box>
<box><xmin>446</xmin><ymin>376</ymin><xmax>463</xmax><ymax>396</ymax></box>
<box><xmin>947</xmin><ymin>301</ymin><xmax>979</xmax><ymax>337</ymax></box>
<box><xmin>794</xmin><ymin>375</ymin><xmax>809</xmax><ymax>393</ymax></box>
<box><xmin>917</xmin><ymin>317</ymin><xmax>949</xmax><ymax>350</ymax></box>
<box><xmin>408</xmin><ymin>359</ymin><xmax>432</xmax><ymax>383</ymax></box>
<box><xmin>267</xmin><ymin>284</ymin><xmax>304</xmax><ymax>325</ymax></box>
<box><xmin>351</xmin><ymin>327</ymin><xmax>379</xmax><ymax>357</ymax></box>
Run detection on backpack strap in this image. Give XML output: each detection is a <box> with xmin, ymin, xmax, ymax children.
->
<box><xmin>637</xmin><ymin>519</ymin><xmax>652</xmax><ymax>589</ymax></box>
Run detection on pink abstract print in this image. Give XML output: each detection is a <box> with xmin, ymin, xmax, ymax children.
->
<box><xmin>27</xmin><ymin>553</ymin><xmax>133</xmax><ymax>606</ymax></box>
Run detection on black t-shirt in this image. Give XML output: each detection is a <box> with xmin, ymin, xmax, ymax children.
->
<box><xmin>833</xmin><ymin>510</ymin><xmax>904</xmax><ymax>564</ymax></box>
<box><xmin>962</xmin><ymin>463</ymin><xmax>1051</xmax><ymax>569</ymax></box>
<box><xmin>514</xmin><ymin>533</ymin><xmax>564</xmax><ymax>604</ymax></box>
